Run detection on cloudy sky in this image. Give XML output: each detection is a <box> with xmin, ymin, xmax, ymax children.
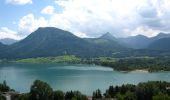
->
<box><xmin>0</xmin><ymin>0</ymin><xmax>170</xmax><ymax>40</ymax></box>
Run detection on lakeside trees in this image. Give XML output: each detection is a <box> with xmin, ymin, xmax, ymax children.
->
<box><xmin>92</xmin><ymin>89</ymin><xmax>102</xmax><ymax>100</ymax></box>
<box><xmin>1</xmin><ymin>80</ymin><xmax>170</xmax><ymax>100</ymax></box>
<box><xmin>17</xmin><ymin>80</ymin><xmax>87</xmax><ymax>100</ymax></box>
<box><xmin>102</xmin><ymin>81</ymin><xmax>170</xmax><ymax>100</ymax></box>
<box><xmin>30</xmin><ymin>80</ymin><xmax>53</xmax><ymax>100</ymax></box>
<box><xmin>0</xmin><ymin>81</ymin><xmax>10</xmax><ymax>92</ymax></box>
<box><xmin>53</xmin><ymin>90</ymin><xmax>64</xmax><ymax>100</ymax></box>
<box><xmin>83</xmin><ymin>57</ymin><xmax>170</xmax><ymax>72</ymax></box>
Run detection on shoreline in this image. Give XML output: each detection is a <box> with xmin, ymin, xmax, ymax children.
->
<box><xmin>119</xmin><ymin>69</ymin><xmax>149</xmax><ymax>73</ymax></box>
<box><xmin>129</xmin><ymin>69</ymin><xmax>149</xmax><ymax>73</ymax></box>
<box><xmin>0</xmin><ymin>62</ymin><xmax>169</xmax><ymax>73</ymax></box>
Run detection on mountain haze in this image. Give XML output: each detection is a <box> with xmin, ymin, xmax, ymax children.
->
<box><xmin>152</xmin><ymin>33</ymin><xmax>170</xmax><ymax>40</ymax></box>
<box><xmin>148</xmin><ymin>37</ymin><xmax>170</xmax><ymax>50</ymax></box>
<box><xmin>119</xmin><ymin>33</ymin><xmax>170</xmax><ymax>49</ymax></box>
<box><xmin>99</xmin><ymin>32</ymin><xmax>117</xmax><ymax>41</ymax></box>
<box><xmin>119</xmin><ymin>35</ymin><xmax>151</xmax><ymax>49</ymax></box>
<box><xmin>0</xmin><ymin>38</ymin><xmax>18</xmax><ymax>45</ymax></box>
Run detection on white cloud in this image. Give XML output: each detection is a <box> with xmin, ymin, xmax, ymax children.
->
<box><xmin>6</xmin><ymin>0</ymin><xmax>32</xmax><ymax>5</ymax></box>
<box><xmin>12</xmin><ymin>0</ymin><xmax>170</xmax><ymax>38</ymax></box>
<box><xmin>18</xmin><ymin>13</ymin><xmax>48</xmax><ymax>36</ymax></box>
<box><xmin>41</xmin><ymin>6</ymin><xmax>55</xmax><ymax>15</ymax></box>
<box><xmin>51</xmin><ymin>0</ymin><xmax>170</xmax><ymax>37</ymax></box>
<box><xmin>0</xmin><ymin>27</ymin><xmax>21</xmax><ymax>40</ymax></box>
<box><xmin>125</xmin><ymin>26</ymin><xmax>159</xmax><ymax>37</ymax></box>
<box><xmin>52</xmin><ymin>0</ymin><xmax>145</xmax><ymax>37</ymax></box>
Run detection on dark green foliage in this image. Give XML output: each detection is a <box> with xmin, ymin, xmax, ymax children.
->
<box><xmin>65</xmin><ymin>91</ymin><xmax>87</xmax><ymax>100</ymax></box>
<box><xmin>104</xmin><ymin>81</ymin><xmax>170</xmax><ymax>100</ymax></box>
<box><xmin>0</xmin><ymin>95</ymin><xmax>5</xmax><ymax>100</ymax></box>
<box><xmin>104</xmin><ymin>86</ymin><xmax>115</xmax><ymax>98</ymax></box>
<box><xmin>0</xmin><ymin>80</ymin><xmax>10</xmax><ymax>92</ymax></box>
<box><xmin>92</xmin><ymin>89</ymin><xmax>102</xmax><ymax>100</ymax></box>
<box><xmin>116</xmin><ymin>91</ymin><xmax>137</xmax><ymax>100</ymax></box>
<box><xmin>15</xmin><ymin>80</ymin><xmax>87</xmax><ymax>100</ymax></box>
<box><xmin>53</xmin><ymin>90</ymin><xmax>64</xmax><ymax>100</ymax></box>
<box><xmin>91</xmin><ymin>57</ymin><xmax>170</xmax><ymax>72</ymax></box>
<box><xmin>15</xmin><ymin>94</ymin><xmax>30</xmax><ymax>100</ymax></box>
<box><xmin>29</xmin><ymin>80</ymin><xmax>53</xmax><ymax>100</ymax></box>
<box><xmin>2</xmin><ymin>80</ymin><xmax>170</xmax><ymax>100</ymax></box>
<box><xmin>153</xmin><ymin>92</ymin><xmax>170</xmax><ymax>100</ymax></box>
<box><xmin>124</xmin><ymin>91</ymin><xmax>137</xmax><ymax>100</ymax></box>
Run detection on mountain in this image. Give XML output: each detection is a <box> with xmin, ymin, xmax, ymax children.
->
<box><xmin>119</xmin><ymin>33</ymin><xmax>170</xmax><ymax>49</ymax></box>
<box><xmin>0</xmin><ymin>27</ymin><xmax>127</xmax><ymax>59</ymax></box>
<box><xmin>1</xmin><ymin>27</ymin><xmax>95</xmax><ymax>58</ymax></box>
<box><xmin>99</xmin><ymin>32</ymin><xmax>116</xmax><ymax>41</ymax></box>
<box><xmin>0</xmin><ymin>42</ymin><xmax>6</xmax><ymax>48</ymax></box>
<box><xmin>85</xmin><ymin>32</ymin><xmax>126</xmax><ymax>51</ymax></box>
<box><xmin>152</xmin><ymin>32</ymin><xmax>170</xmax><ymax>40</ymax></box>
<box><xmin>0</xmin><ymin>42</ymin><xmax>7</xmax><ymax>52</ymax></box>
<box><xmin>119</xmin><ymin>35</ymin><xmax>152</xmax><ymax>49</ymax></box>
<box><xmin>148</xmin><ymin>37</ymin><xmax>170</xmax><ymax>50</ymax></box>
<box><xmin>0</xmin><ymin>38</ymin><xmax>18</xmax><ymax>45</ymax></box>
<box><xmin>2</xmin><ymin>27</ymin><xmax>169</xmax><ymax>59</ymax></box>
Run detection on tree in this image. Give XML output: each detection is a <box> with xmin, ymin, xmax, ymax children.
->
<box><xmin>65</xmin><ymin>91</ymin><xmax>87</xmax><ymax>100</ymax></box>
<box><xmin>53</xmin><ymin>90</ymin><xmax>64</xmax><ymax>100</ymax></box>
<box><xmin>153</xmin><ymin>92</ymin><xmax>170</xmax><ymax>100</ymax></box>
<box><xmin>65</xmin><ymin>91</ymin><xmax>74</xmax><ymax>100</ymax></box>
<box><xmin>17</xmin><ymin>93</ymin><xmax>30</xmax><ymax>100</ymax></box>
<box><xmin>29</xmin><ymin>80</ymin><xmax>53</xmax><ymax>100</ymax></box>
<box><xmin>124</xmin><ymin>91</ymin><xmax>137</xmax><ymax>100</ymax></box>
<box><xmin>0</xmin><ymin>95</ymin><xmax>6</xmax><ymax>100</ymax></box>
<box><xmin>92</xmin><ymin>89</ymin><xmax>102</xmax><ymax>100</ymax></box>
<box><xmin>0</xmin><ymin>80</ymin><xmax>10</xmax><ymax>92</ymax></box>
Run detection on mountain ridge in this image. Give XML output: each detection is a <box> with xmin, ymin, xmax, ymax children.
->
<box><xmin>119</xmin><ymin>32</ymin><xmax>170</xmax><ymax>49</ymax></box>
<box><xmin>148</xmin><ymin>37</ymin><xmax>170</xmax><ymax>50</ymax></box>
<box><xmin>0</xmin><ymin>27</ymin><xmax>127</xmax><ymax>59</ymax></box>
<box><xmin>0</xmin><ymin>27</ymin><xmax>170</xmax><ymax>59</ymax></box>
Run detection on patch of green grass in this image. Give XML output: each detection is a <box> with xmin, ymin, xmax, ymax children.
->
<box><xmin>15</xmin><ymin>55</ymin><xmax>81</xmax><ymax>64</ymax></box>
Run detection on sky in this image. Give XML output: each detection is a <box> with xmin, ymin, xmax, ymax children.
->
<box><xmin>0</xmin><ymin>0</ymin><xmax>170</xmax><ymax>40</ymax></box>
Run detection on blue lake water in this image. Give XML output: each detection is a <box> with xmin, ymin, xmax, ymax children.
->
<box><xmin>0</xmin><ymin>63</ymin><xmax>170</xmax><ymax>96</ymax></box>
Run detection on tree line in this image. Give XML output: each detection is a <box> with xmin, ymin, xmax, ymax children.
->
<box><xmin>83</xmin><ymin>57</ymin><xmax>170</xmax><ymax>72</ymax></box>
<box><xmin>1</xmin><ymin>80</ymin><xmax>170</xmax><ymax>100</ymax></box>
<box><xmin>92</xmin><ymin>81</ymin><xmax>170</xmax><ymax>100</ymax></box>
<box><xmin>0</xmin><ymin>80</ymin><xmax>87</xmax><ymax>100</ymax></box>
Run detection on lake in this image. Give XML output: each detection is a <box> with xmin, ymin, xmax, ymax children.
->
<box><xmin>0</xmin><ymin>64</ymin><xmax>170</xmax><ymax>96</ymax></box>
